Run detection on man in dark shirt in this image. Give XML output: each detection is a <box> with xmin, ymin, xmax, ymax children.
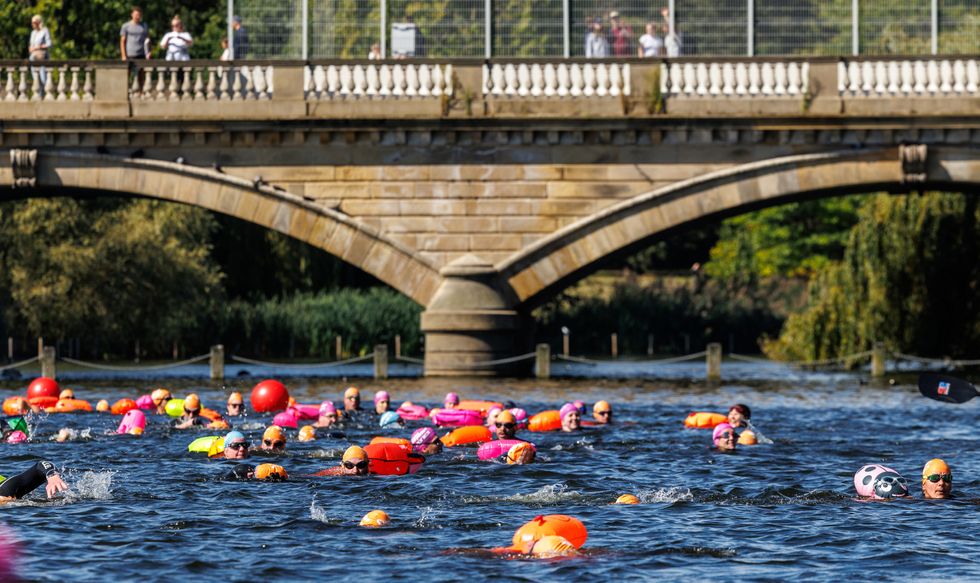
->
<box><xmin>232</xmin><ymin>15</ymin><xmax>249</xmax><ymax>59</ymax></box>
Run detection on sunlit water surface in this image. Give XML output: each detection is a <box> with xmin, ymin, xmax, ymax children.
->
<box><xmin>1</xmin><ymin>364</ymin><xmax>977</xmax><ymax>581</ymax></box>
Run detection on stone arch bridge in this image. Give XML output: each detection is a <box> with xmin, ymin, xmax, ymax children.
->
<box><xmin>1</xmin><ymin>57</ymin><xmax>978</xmax><ymax>374</ymax></box>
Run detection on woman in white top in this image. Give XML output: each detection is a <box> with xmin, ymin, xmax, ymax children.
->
<box><xmin>160</xmin><ymin>16</ymin><xmax>193</xmax><ymax>61</ymax></box>
<box><xmin>637</xmin><ymin>22</ymin><xmax>662</xmax><ymax>57</ymax></box>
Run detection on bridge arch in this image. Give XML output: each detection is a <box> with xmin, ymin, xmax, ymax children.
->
<box><xmin>1</xmin><ymin>149</ymin><xmax>441</xmax><ymax>306</ymax></box>
<box><xmin>499</xmin><ymin>146</ymin><xmax>980</xmax><ymax>309</ymax></box>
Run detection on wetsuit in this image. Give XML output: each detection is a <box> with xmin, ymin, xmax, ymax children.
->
<box><xmin>222</xmin><ymin>464</ymin><xmax>254</xmax><ymax>480</ymax></box>
<box><xmin>172</xmin><ymin>415</ymin><xmax>208</xmax><ymax>428</ymax></box>
<box><xmin>0</xmin><ymin>461</ymin><xmax>57</xmax><ymax>499</ymax></box>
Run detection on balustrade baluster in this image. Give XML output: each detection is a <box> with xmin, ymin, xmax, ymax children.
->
<box><xmin>69</xmin><ymin>67</ymin><xmax>80</xmax><ymax>101</ymax></box>
<box><xmin>516</xmin><ymin>64</ymin><xmax>530</xmax><ymax>97</ymax></box>
<box><xmin>582</xmin><ymin>63</ymin><xmax>596</xmax><ymax>96</ymax></box>
<box><xmin>952</xmin><ymin>60</ymin><xmax>965</xmax><ymax>93</ymax></box>
<box><xmin>326</xmin><ymin>65</ymin><xmax>339</xmax><ymax>96</ymax></box>
<box><xmin>913</xmin><ymin>61</ymin><xmax>927</xmax><ymax>93</ymax></box>
<box><xmin>735</xmin><ymin>63</ymin><xmax>748</xmax><ymax>95</ymax></box>
<box><xmin>926</xmin><ymin>60</ymin><xmax>940</xmax><ymax>93</ymax></box>
<box><xmin>786</xmin><ymin>62</ymin><xmax>800</xmax><ymax>95</ymax></box>
<box><xmin>504</xmin><ymin>64</ymin><xmax>518</xmax><ymax>95</ymax></box>
<box><xmin>760</xmin><ymin>63</ymin><xmax>775</xmax><ymax>95</ymax></box>
<box><xmin>405</xmin><ymin>64</ymin><xmax>419</xmax><ymax>97</ymax></box>
<box><xmin>339</xmin><ymin>65</ymin><xmax>353</xmax><ymax>97</ymax></box>
<box><xmin>55</xmin><ymin>66</ymin><xmax>67</xmax><ymax>101</ymax></box>
<box><xmin>708</xmin><ymin>64</ymin><xmax>721</xmax><ymax>96</ymax></box>
<box><xmin>18</xmin><ymin>67</ymin><xmax>29</xmax><ymax>102</ymax></box>
<box><xmin>557</xmin><ymin>63</ymin><xmax>570</xmax><ymax>97</ymax></box>
<box><xmin>82</xmin><ymin>68</ymin><xmax>93</xmax><ymax>100</ymax></box>
<box><xmin>939</xmin><ymin>60</ymin><xmax>953</xmax><ymax>93</ymax></box>
<box><xmin>353</xmin><ymin>65</ymin><xmax>367</xmax><ymax>96</ymax></box>
<box><xmin>418</xmin><ymin>65</ymin><xmax>432</xmax><ymax>97</ymax></box>
<box><xmin>569</xmin><ymin>64</ymin><xmax>584</xmax><ymax>97</ymax></box>
<box><xmin>392</xmin><ymin>65</ymin><xmax>406</xmax><ymax>96</ymax></box>
<box><xmin>886</xmin><ymin>62</ymin><xmax>900</xmax><ymax>94</ymax></box>
<box><xmin>594</xmin><ymin>63</ymin><xmax>609</xmax><ymax>97</ymax></box>
<box><xmin>366</xmin><ymin>65</ymin><xmax>380</xmax><ymax>96</ymax></box>
<box><xmin>530</xmin><ymin>64</ymin><xmax>544</xmax><ymax>97</ymax></box>
<box><xmin>966</xmin><ymin>60</ymin><xmax>978</xmax><ymax>93</ymax></box>
<box><xmin>873</xmin><ymin>62</ymin><xmax>887</xmax><ymax>95</ymax></box>
<box><xmin>747</xmin><ymin>63</ymin><xmax>760</xmax><ymax>95</ymax></box>
<box><xmin>378</xmin><ymin>65</ymin><xmax>392</xmax><ymax>96</ymax></box>
<box><xmin>609</xmin><ymin>64</ymin><xmax>622</xmax><ymax>97</ymax></box>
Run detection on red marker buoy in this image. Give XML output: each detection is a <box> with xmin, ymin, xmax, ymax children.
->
<box><xmin>251</xmin><ymin>379</ymin><xmax>289</xmax><ymax>413</ymax></box>
<box><xmin>27</xmin><ymin>377</ymin><xmax>60</xmax><ymax>400</ymax></box>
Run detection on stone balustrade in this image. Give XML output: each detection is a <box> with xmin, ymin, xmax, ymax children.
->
<box><xmin>130</xmin><ymin>63</ymin><xmax>274</xmax><ymax>101</ymax></box>
<box><xmin>837</xmin><ymin>59</ymin><xmax>979</xmax><ymax>96</ymax></box>
<box><xmin>1</xmin><ymin>63</ymin><xmax>95</xmax><ymax>101</ymax></box>
<box><xmin>660</xmin><ymin>61</ymin><xmax>809</xmax><ymax>97</ymax></box>
<box><xmin>482</xmin><ymin>62</ymin><xmax>631</xmax><ymax>97</ymax></box>
<box><xmin>305</xmin><ymin>63</ymin><xmax>453</xmax><ymax>100</ymax></box>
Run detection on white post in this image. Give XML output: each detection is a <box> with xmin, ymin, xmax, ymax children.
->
<box><xmin>852</xmin><ymin>0</ymin><xmax>859</xmax><ymax>56</ymax></box>
<box><xmin>747</xmin><ymin>0</ymin><xmax>754</xmax><ymax>56</ymax></box>
<box><xmin>485</xmin><ymin>0</ymin><xmax>492</xmax><ymax>58</ymax></box>
<box><xmin>302</xmin><ymin>0</ymin><xmax>309</xmax><ymax>59</ymax></box>
<box><xmin>669</xmin><ymin>0</ymin><xmax>676</xmax><ymax>35</ymax></box>
<box><xmin>562</xmin><ymin>0</ymin><xmax>570</xmax><ymax>58</ymax></box>
<box><xmin>930</xmin><ymin>0</ymin><xmax>938</xmax><ymax>55</ymax></box>
<box><xmin>228</xmin><ymin>0</ymin><xmax>235</xmax><ymax>58</ymax></box>
<box><xmin>380</xmin><ymin>0</ymin><xmax>387</xmax><ymax>57</ymax></box>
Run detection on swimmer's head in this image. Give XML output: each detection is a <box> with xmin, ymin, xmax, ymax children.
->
<box><xmin>261</xmin><ymin>425</ymin><xmax>286</xmax><ymax>450</ymax></box>
<box><xmin>712</xmin><ymin>422</ymin><xmax>737</xmax><ymax>450</ymax></box>
<box><xmin>6</xmin><ymin>431</ymin><xmax>27</xmax><ymax>444</ymax></box>
<box><xmin>374</xmin><ymin>390</ymin><xmax>390</xmax><ymax>404</ymax></box>
<box><xmin>58</xmin><ymin>389</ymin><xmax>74</xmax><ymax>400</ymax></box>
<box><xmin>560</xmin><ymin>403</ymin><xmax>581</xmax><ymax>432</ymax></box>
<box><xmin>344</xmin><ymin>387</ymin><xmax>360</xmax><ymax>409</ymax></box>
<box><xmin>410</xmin><ymin>427</ymin><xmax>441</xmax><ymax>454</ymax></box>
<box><xmin>96</xmin><ymin>399</ymin><xmax>110</xmax><ymax>413</ymax></box>
<box><xmin>507</xmin><ymin>442</ymin><xmax>535</xmax><ymax>465</ymax></box>
<box><xmin>444</xmin><ymin>392</ymin><xmax>460</xmax><ymax>408</ymax></box>
<box><xmin>614</xmin><ymin>494</ymin><xmax>639</xmax><ymax>504</ymax></box>
<box><xmin>6</xmin><ymin>397</ymin><xmax>28</xmax><ymax>415</ymax></box>
<box><xmin>223</xmin><ymin>431</ymin><xmax>249</xmax><ymax>459</ymax></box>
<box><xmin>528</xmin><ymin>535</ymin><xmax>579</xmax><ymax>558</ymax></box>
<box><xmin>227</xmin><ymin>392</ymin><xmax>243</xmax><ymax>405</ymax></box>
<box><xmin>379</xmin><ymin>411</ymin><xmax>402</xmax><ymax>428</ymax></box>
<box><xmin>183</xmin><ymin>393</ymin><xmax>201</xmax><ymax>414</ymax></box>
<box><xmin>343</xmin><ymin>445</ymin><xmax>368</xmax><ymax>463</ymax></box>
<box><xmin>572</xmin><ymin>400</ymin><xmax>586</xmax><ymax>414</ymax></box>
<box><xmin>486</xmin><ymin>406</ymin><xmax>503</xmax><ymax>428</ymax></box>
<box><xmin>593</xmin><ymin>400</ymin><xmax>612</xmax><ymax>423</ymax></box>
<box><xmin>922</xmin><ymin>458</ymin><xmax>952</xmax><ymax>499</ymax></box>
<box><xmin>254</xmin><ymin>463</ymin><xmax>288</xmax><ymax>481</ymax></box>
<box><xmin>727</xmin><ymin>403</ymin><xmax>751</xmax><ymax>428</ymax></box>
<box><xmin>342</xmin><ymin>445</ymin><xmax>369</xmax><ymax>475</ymax></box>
<box><xmin>495</xmin><ymin>410</ymin><xmax>518</xmax><ymax>439</ymax></box>
<box><xmin>319</xmin><ymin>400</ymin><xmax>336</xmax><ymax>417</ymax></box>
<box><xmin>359</xmin><ymin>509</ymin><xmax>390</xmax><ymax>527</ymax></box>
<box><xmin>151</xmin><ymin>388</ymin><xmax>171</xmax><ymax>406</ymax></box>
<box><xmin>738</xmin><ymin>430</ymin><xmax>757</xmax><ymax>445</ymax></box>
<box><xmin>298</xmin><ymin>425</ymin><xmax>316</xmax><ymax>442</ymax></box>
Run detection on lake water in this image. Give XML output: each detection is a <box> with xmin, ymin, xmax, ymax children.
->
<box><xmin>1</xmin><ymin>364</ymin><xmax>977</xmax><ymax>581</ymax></box>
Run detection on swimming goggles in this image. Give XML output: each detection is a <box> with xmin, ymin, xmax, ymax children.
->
<box><xmin>925</xmin><ymin>473</ymin><xmax>952</xmax><ymax>483</ymax></box>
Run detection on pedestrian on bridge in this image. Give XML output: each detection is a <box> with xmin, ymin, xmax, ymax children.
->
<box><xmin>120</xmin><ymin>6</ymin><xmax>151</xmax><ymax>60</ymax></box>
<box><xmin>160</xmin><ymin>15</ymin><xmax>193</xmax><ymax>61</ymax></box>
<box><xmin>585</xmin><ymin>18</ymin><xmax>609</xmax><ymax>58</ymax></box>
<box><xmin>28</xmin><ymin>15</ymin><xmax>53</xmax><ymax>94</ymax></box>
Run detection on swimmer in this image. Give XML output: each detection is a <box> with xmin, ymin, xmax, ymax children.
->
<box><xmin>374</xmin><ymin>391</ymin><xmax>391</xmax><ymax>415</ymax></box>
<box><xmin>226</xmin><ymin>392</ymin><xmax>244</xmax><ymax>417</ymax></box>
<box><xmin>315</xmin><ymin>401</ymin><xmax>338</xmax><ymax>428</ymax></box>
<box><xmin>411</xmin><ymin>427</ymin><xmax>443</xmax><ymax>455</ymax></box>
<box><xmin>151</xmin><ymin>388</ymin><xmax>172</xmax><ymax>415</ymax></box>
<box><xmin>573</xmin><ymin>400</ymin><xmax>586</xmax><ymax>415</ymax></box>
<box><xmin>559</xmin><ymin>403</ymin><xmax>581</xmax><ymax>432</ymax></box>
<box><xmin>343</xmin><ymin>387</ymin><xmax>361</xmax><ymax>412</ymax></box>
<box><xmin>58</xmin><ymin>389</ymin><xmax>74</xmax><ymax>401</ymax></box>
<box><xmin>360</xmin><ymin>509</ymin><xmax>390</xmax><ymax>527</ymax></box>
<box><xmin>922</xmin><ymin>459</ymin><xmax>953</xmax><ymax>499</ymax></box>
<box><xmin>379</xmin><ymin>411</ymin><xmax>403</xmax><ymax>429</ymax></box>
<box><xmin>260</xmin><ymin>425</ymin><xmax>286</xmax><ymax>452</ymax></box>
<box><xmin>592</xmin><ymin>401</ymin><xmax>613</xmax><ymax>424</ymax></box>
<box><xmin>315</xmin><ymin>446</ymin><xmax>370</xmax><ymax>476</ymax></box>
<box><xmin>486</xmin><ymin>406</ymin><xmax>502</xmax><ymax>429</ymax></box>
<box><xmin>507</xmin><ymin>442</ymin><xmax>535</xmax><ymax>465</ymax></box>
<box><xmin>222</xmin><ymin>463</ymin><xmax>288</xmax><ymax>481</ymax></box>
<box><xmin>5</xmin><ymin>397</ymin><xmax>29</xmax><ymax>416</ymax></box>
<box><xmin>223</xmin><ymin>431</ymin><xmax>250</xmax><ymax>460</ymax></box>
<box><xmin>0</xmin><ymin>460</ymin><xmax>69</xmax><ymax>501</ymax></box>
<box><xmin>173</xmin><ymin>394</ymin><xmax>207</xmax><ymax>429</ymax></box>
<box><xmin>444</xmin><ymin>392</ymin><xmax>460</xmax><ymax>410</ymax></box>
<box><xmin>298</xmin><ymin>426</ymin><xmax>317</xmax><ymax>442</ymax></box>
<box><xmin>96</xmin><ymin>399</ymin><xmax>110</xmax><ymax>413</ymax></box>
<box><xmin>713</xmin><ymin>423</ymin><xmax>737</xmax><ymax>451</ymax></box>
<box><xmin>727</xmin><ymin>404</ymin><xmax>751</xmax><ymax>428</ymax></box>
<box><xmin>494</xmin><ymin>410</ymin><xmax>519</xmax><ymax>440</ymax></box>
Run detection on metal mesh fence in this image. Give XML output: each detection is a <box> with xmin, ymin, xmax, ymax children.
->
<box><xmin>859</xmin><ymin>1</ymin><xmax>931</xmax><ymax>55</ymax></box>
<box><xmin>939</xmin><ymin>0</ymin><xmax>980</xmax><ymax>54</ymax></box>
<box><xmin>494</xmin><ymin>0</ymin><xmax>564</xmax><ymax>57</ymax></box>
<box><xmin>227</xmin><ymin>0</ymin><xmax>979</xmax><ymax>59</ymax></box>
<box><xmin>755</xmin><ymin>0</ymin><xmax>851</xmax><ymax>56</ymax></box>
<box><xmin>309</xmin><ymin>0</ymin><xmax>381</xmax><ymax>59</ymax></box>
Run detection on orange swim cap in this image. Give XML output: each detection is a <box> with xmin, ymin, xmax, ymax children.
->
<box><xmin>96</xmin><ymin>399</ymin><xmax>110</xmax><ymax>413</ymax></box>
<box><xmin>342</xmin><ymin>445</ymin><xmax>367</xmax><ymax>463</ymax></box>
<box><xmin>528</xmin><ymin>535</ymin><xmax>579</xmax><ymax>557</ymax></box>
<box><xmin>497</xmin><ymin>410</ymin><xmax>516</xmax><ymax>425</ymax></box>
<box><xmin>615</xmin><ymin>494</ymin><xmax>639</xmax><ymax>504</ymax></box>
<box><xmin>359</xmin><ymin>510</ymin><xmax>390</xmax><ymax>527</ymax></box>
<box><xmin>507</xmin><ymin>442</ymin><xmax>535</xmax><ymax>465</ymax></box>
<box><xmin>227</xmin><ymin>392</ymin><xmax>243</xmax><ymax>405</ymax></box>
<box><xmin>151</xmin><ymin>388</ymin><xmax>171</xmax><ymax>405</ymax></box>
<box><xmin>263</xmin><ymin>425</ymin><xmax>285</xmax><ymax>443</ymax></box>
<box><xmin>298</xmin><ymin>426</ymin><xmax>316</xmax><ymax>442</ymax></box>
<box><xmin>593</xmin><ymin>400</ymin><xmax>611</xmax><ymax>413</ymax></box>
<box><xmin>59</xmin><ymin>389</ymin><xmax>75</xmax><ymax>400</ymax></box>
<box><xmin>922</xmin><ymin>458</ymin><xmax>951</xmax><ymax>481</ymax></box>
<box><xmin>344</xmin><ymin>386</ymin><xmax>360</xmax><ymax>399</ymax></box>
<box><xmin>183</xmin><ymin>394</ymin><xmax>201</xmax><ymax>411</ymax></box>
<box><xmin>254</xmin><ymin>463</ymin><xmax>288</xmax><ymax>481</ymax></box>
<box><xmin>738</xmin><ymin>430</ymin><xmax>758</xmax><ymax>445</ymax></box>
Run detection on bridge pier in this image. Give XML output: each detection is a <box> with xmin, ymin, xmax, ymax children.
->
<box><xmin>421</xmin><ymin>255</ymin><xmax>526</xmax><ymax>377</ymax></box>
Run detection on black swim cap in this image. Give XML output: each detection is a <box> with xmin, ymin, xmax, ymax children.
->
<box><xmin>228</xmin><ymin>464</ymin><xmax>254</xmax><ymax>480</ymax></box>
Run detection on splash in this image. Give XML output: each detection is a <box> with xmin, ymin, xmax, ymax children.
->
<box><xmin>413</xmin><ymin>506</ymin><xmax>436</xmax><ymax>528</ymax></box>
<box><xmin>504</xmin><ymin>483</ymin><xmax>583</xmax><ymax>504</ymax></box>
<box><xmin>309</xmin><ymin>496</ymin><xmax>331</xmax><ymax>523</ymax></box>
<box><xmin>68</xmin><ymin>471</ymin><xmax>114</xmax><ymax>500</ymax></box>
<box><xmin>637</xmin><ymin>487</ymin><xmax>694</xmax><ymax>503</ymax></box>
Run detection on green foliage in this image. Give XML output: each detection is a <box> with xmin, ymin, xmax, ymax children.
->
<box><xmin>218</xmin><ymin>289</ymin><xmax>422</xmax><ymax>358</ymax></box>
<box><xmin>765</xmin><ymin>193</ymin><xmax>980</xmax><ymax>361</ymax></box>
<box><xmin>0</xmin><ymin>198</ymin><xmax>222</xmax><ymax>355</ymax></box>
<box><xmin>704</xmin><ymin>197</ymin><xmax>863</xmax><ymax>284</ymax></box>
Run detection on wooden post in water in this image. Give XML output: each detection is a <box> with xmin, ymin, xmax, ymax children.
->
<box><xmin>41</xmin><ymin>346</ymin><xmax>56</xmax><ymax>379</ymax></box>
<box><xmin>647</xmin><ymin>333</ymin><xmax>654</xmax><ymax>357</ymax></box>
<box><xmin>134</xmin><ymin>339</ymin><xmax>140</xmax><ymax>363</ymax></box>
<box><xmin>37</xmin><ymin>337</ymin><xmax>43</xmax><ymax>359</ymax></box>
<box><xmin>562</xmin><ymin>327</ymin><xmax>570</xmax><ymax>357</ymax></box>
<box><xmin>535</xmin><ymin>343</ymin><xmax>551</xmax><ymax>378</ymax></box>
<box><xmin>374</xmin><ymin>344</ymin><xmax>388</xmax><ymax>380</ymax></box>
<box><xmin>210</xmin><ymin>345</ymin><xmax>225</xmax><ymax>380</ymax></box>
<box><xmin>395</xmin><ymin>335</ymin><xmax>401</xmax><ymax>359</ymax></box>
<box><xmin>706</xmin><ymin>342</ymin><xmax>722</xmax><ymax>381</ymax></box>
<box><xmin>7</xmin><ymin>337</ymin><xmax>12</xmax><ymax>362</ymax></box>
<box><xmin>335</xmin><ymin>335</ymin><xmax>343</xmax><ymax>359</ymax></box>
<box><xmin>871</xmin><ymin>341</ymin><xmax>886</xmax><ymax>377</ymax></box>
<box><xmin>611</xmin><ymin>333</ymin><xmax>618</xmax><ymax>358</ymax></box>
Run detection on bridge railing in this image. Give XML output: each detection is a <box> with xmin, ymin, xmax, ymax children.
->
<box><xmin>1</xmin><ymin>56</ymin><xmax>978</xmax><ymax>119</ymax></box>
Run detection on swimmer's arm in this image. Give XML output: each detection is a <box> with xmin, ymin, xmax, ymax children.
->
<box><xmin>45</xmin><ymin>472</ymin><xmax>68</xmax><ymax>498</ymax></box>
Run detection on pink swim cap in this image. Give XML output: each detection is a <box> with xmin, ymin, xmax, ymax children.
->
<box><xmin>712</xmin><ymin>423</ymin><xmax>735</xmax><ymax>444</ymax></box>
<box><xmin>559</xmin><ymin>403</ymin><xmax>578</xmax><ymax>420</ymax></box>
<box><xmin>444</xmin><ymin>392</ymin><xmax>460</xmax><ymax>405</ymax></box>
<box><xmin>411</xmin><ymin>427</ymin><xmax>437</xmax><ymax>453</ymax></box>
<box><xmin>319</xmin><ymin>400</ymin><xmax>336</xmax><ymax>416</ymax></box>
<box><xmin>374</xmin><ymin>390</ymin><xmax>390</xmax><ymax>404</ymax></box>
<box><xmin>573</xmin><ymin>400</ymin><xmax>586</xmax><ymax>414</ymax></box>
<box><xmin>6</xmin><ymin>431</ymin><xmax>27</xmax><ymax>444</ymax></box>
<box><xmin>510</xmin><ymin>408</ymin><xmax>528</xmax><ymax>423</ymax></box>
<box><xmin>486</xmin><ymin>406</ymin><xmax>503</xmax><ymax>426</ymax></box>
